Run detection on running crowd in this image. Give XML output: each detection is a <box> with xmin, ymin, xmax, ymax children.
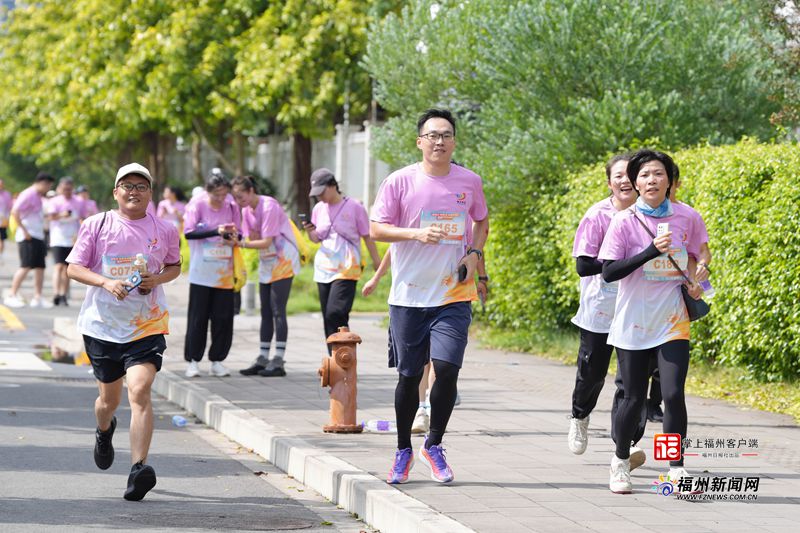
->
<box><xmin>0</xmin><ymin>108</ymin><xmax>710</xmax><ymax>500</ymax></box>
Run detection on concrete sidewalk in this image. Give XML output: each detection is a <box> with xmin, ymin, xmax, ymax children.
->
<box><xmin>150</xmin><ymin>275</ymin><xmax>800</xmax><ymax>533</ymax></box>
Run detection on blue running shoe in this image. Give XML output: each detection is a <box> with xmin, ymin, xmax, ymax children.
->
<box><xmin>387</xmin><ymin>448</ymin><xmax>414</xmax><ymax>484</ymax></box>
<box><xmin>420</xmin><ymin>440</ymin><xmax>454</xmax><ymax>483</ymax></box>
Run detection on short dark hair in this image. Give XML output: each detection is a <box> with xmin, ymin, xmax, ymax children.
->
<box><xmin>627</xmin><ymin>149</ymin><xmax>676</xmax><ymax>197</ymax></box>
<box><xmin>605</xmin><ymin>153</ymin><xmax>631</xmax><ymax>180</ymax></box>
<box><xmin>231</xmin><ymin>175</ymin><xmax>258</xmax><ymax>194</ymax></box>
<box><xmin>35</xmin><ymin>172</ymin><xmax>55</xmax><ymax>183</ymax></box>
<box><xmin>417</xmin><ymin>108</ymin><xmax>456</xmax><ymax>136</ymax></box>
<box><xmin>205</xmin><ymin>172</ymin><xmax>231</xmax><ymax>192</ymax></box>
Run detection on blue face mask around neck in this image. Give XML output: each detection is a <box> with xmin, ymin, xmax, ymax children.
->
<box><xmin>635</xmin><ymin>196</ymin><xmax>673</xmax><ymax>218</ymax></box>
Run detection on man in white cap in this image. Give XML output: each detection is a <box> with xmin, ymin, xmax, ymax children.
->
<box><xmin>67</xmin><ymin>163</ymin><xmax>181</xmax><ymax>501</ymax></box>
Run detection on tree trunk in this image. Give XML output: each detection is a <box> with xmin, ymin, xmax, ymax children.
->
<box><xmin>233</xmin><ymin>131</ymin><xmax>246</xmax><ymax>176</ymax></box>
<box><xmin>191</xmin><ymin>136</ymin><xmax>203</xmax><ymax>184</ymax></box>
<box><xmin>293</xmin><ymin>133</ymin><xmax>312</xmax><ymax>215</ymax></box>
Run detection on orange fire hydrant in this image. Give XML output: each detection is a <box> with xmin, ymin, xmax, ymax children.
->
<box><xmin>318</xmin><ymin>327</ymin><xmax>363</xmax><ymax>433</ymax></box>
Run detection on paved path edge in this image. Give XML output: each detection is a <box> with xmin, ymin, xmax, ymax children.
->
<box><xmin>152</xmin><ymin>370</ymin><xmax>475</xmax><ymax>533</ymax></box>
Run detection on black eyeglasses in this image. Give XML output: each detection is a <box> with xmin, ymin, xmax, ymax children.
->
<box><xmin>419</xmin><ymin>132</ymin><xmax>455</xmax><ymax>143</ymax></box>
<box><xmin>117</xmin><ymin>183</ymin><xmax>151</xmax><ymax>192</ymax></box>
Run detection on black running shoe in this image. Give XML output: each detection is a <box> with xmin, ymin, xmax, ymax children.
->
<box><xmin>258</xmin><ymin>366</ymin><xmax>286</xmax><ymax>377</ymax></box>
<box><xmin>239</xmin><ymin>363</ymin><xmax>266</xmax><ymax>376</ymax></box>
<box><xmin>647</xmin><ymin>403</ymin><xmax>664</xmax><ymax>423</ymax></box>
<box><xmin>94</xmin><ymin>416</ymin><xmax>116</xmax><ymax>470</ymax></box>
<box><xmin>124</xmin><ymin>462</ymin><xmax>157</xmax><ymax>501</ymax></box>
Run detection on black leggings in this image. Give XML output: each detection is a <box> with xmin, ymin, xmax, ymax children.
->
<box><xmin>571</xmin><ymin>328</ymin><xmax>614</xmax><ymax>419</ymax></box>
<box><xmin>613</xmin><ymin>340</ymin><xmax>690</xmax><ymax>467</ymax></box>
<box><xmin>395</xmin><ymin>359</ymin><xmax>459</xmax><ymax>450</ymax></box>
<box><xmin>259</xmin><ymin>277</ymin><xmax>293</xmax><ymax>344</ymax></box>
<box><xmin>185</xmin><ymin>284</ymin><xmax>234</xmax><ymax>362</ymax></box>
<box><xmin>317</xmin><ymin>280</ymin><xmax>357</xmax><ymax>348</ymax></box>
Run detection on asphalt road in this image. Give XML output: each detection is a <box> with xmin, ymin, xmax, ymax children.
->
<box><xmin>0</xmin><ymin>304</ymin><xmax>370</xmax><ymax>532</ymax></box>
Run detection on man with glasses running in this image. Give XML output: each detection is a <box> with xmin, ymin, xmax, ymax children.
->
<box><xmin>67</xmin><ymin>163</ymin><xmax>181</xmax><ymax>500</ymax></box>
<box><xmin>371</xmin><ymin>108</ymin><xmax>489</xmax><ymax>484</ymax></box>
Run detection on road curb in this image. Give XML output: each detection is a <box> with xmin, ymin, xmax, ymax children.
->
<box><xmin>152</xmin><ymin>370</ymin><xmax>474</xmax><ymax>533</ymax></box>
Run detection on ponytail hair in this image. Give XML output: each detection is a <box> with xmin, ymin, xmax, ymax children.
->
<box><xmin>231</xmin><ymin>175</ymin><xmax>258</xmax><ymax>194</ymax></box>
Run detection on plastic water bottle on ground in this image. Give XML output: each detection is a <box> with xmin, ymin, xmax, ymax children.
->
<box><xmin>362</xmin><ymin>420</ymin><xmax>397</xmax><ymax>433</ymax></box>
<box><xmin>172</xmin><ymin>415</ymin><xmax>187</xmax><ymax>427</ymax></box>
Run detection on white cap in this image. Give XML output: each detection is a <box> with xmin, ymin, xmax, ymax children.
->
<box><xmin>115</xmin><ymin>163</ymin><xmax>153</xmax><ymax>187</ymax></box>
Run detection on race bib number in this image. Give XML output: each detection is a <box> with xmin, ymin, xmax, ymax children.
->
<box><xmin>102</xmin><ymin>255</ymin><xmax>136</xmax><ymax>280</ymax></box>
<box><xmin>420</xmin><ymin>211</ymin><xmax>466</xmax><ymax>245</ymax></box>
<box><xmin>202</xmin><ymin>242</ymin><xmax>232</xmax><ymax>260</ymax></box>
<box><xmin>644</xmin><ymin>247</ymin><xmax>689</xmax><ymax>281</ymax></box>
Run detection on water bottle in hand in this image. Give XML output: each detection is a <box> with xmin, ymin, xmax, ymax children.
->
<box><xmin>362</xmin><ymin>419</ymin><xmax>397</xmax><ymax>433</ymax></box>
<box><xmin>172</xmin><ymin>415</ymin><xmax>187</xmax><ymax>427</ymax></box>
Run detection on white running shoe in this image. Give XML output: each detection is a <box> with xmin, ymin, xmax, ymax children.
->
<box><xmin>185</xmin><ymin>361</ymin><xmax>201</xmax><ymax>378</ymax></box>
<box><xmin>411</xmin><ymin>407</ymin><xmax>429</xmax><ymax>434</ymax></box>
<box><xmin>210</xmin><ymin>361</ymin><xmax>230</xmax><ymax>377</ymax></box>
<box><xmin>567</xmin><ymin>415</ymin><xmax>589</xmax><ymax>454</ymax></box>
<box><xmin>3</xmin><ymin>295</ymin><xmax>25</xmax><ymax>308</ymax></box>
<box><xmin>29</xmin><ymin>297</ymin><xmax>53</xmax><ymax>309</ymax></box>
<box><xmin>629</xmin><ymin>446</ymin><xmax>646</xmax><ymax>471</ymax></box>
<box><xmin>667</xmin><ymin>466</ymin><xmax>690</xmax><ymax>484</ymax></box>
<box><xmin>609</xmin><ymin>455</ymin><xmax>632</xmax><ymax>494</ymax></box>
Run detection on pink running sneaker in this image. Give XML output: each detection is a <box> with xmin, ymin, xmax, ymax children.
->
<box><xmin>387</xmin><ymin>448</ymin><xmax>414</xmax><ymax>484</ymax></box>
<box><xmin>419</xmin><ymin>440</ymin><xmax>454</xmax><ymax>483</ymax></box>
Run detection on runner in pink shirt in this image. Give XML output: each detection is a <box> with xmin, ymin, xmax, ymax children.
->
<box><xmin>182</xmin><ymin>169</ymin><xmax>242</xmax><ymax>378</ymax></box>
<box><xmin>77</xmin><ymin>185</ymin><xmax>99</xmax><ymax>217</ymax></box>
<box><xmin>67</xmin><ymin>163</ymin><xmax>181</xmax><ymax>501</ymax></box>
<box><xmin>599</xmin><ymin>149</ymin><xmax>705</xmax><ymax>494</ymax></box>
<box><xmin>371</xmin><ymin>109</ymin><xmax>489</xmax><ymax>485</ymax></box>
<box><xmin>46</xmin><ymin>177</ymin><xmax>86</xmax><ymax>306</ymax></box>
<box><xmin>156</xmin><ymin>185</ymin><xmax>186</xmax><ymax>231</ymax></box>
<box><xmin>4</xmin><ymin>172</ymin><xmax>55</xmax><ymax>308</ymax></box>
<box><xmin>232</xmin><ymin>175</ymin><xmax>300</xmax><ymax>377</ymax></box>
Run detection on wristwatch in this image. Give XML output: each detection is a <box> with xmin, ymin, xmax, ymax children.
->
<box><xmin>478</xmin><ymin>276</ymin><xmax>489</xmax><ymax>283</ymax></box>
<box><xmin>467</xmin><ymin>248</ymin><xmax>484</xmax><ymax>260</ymax></box>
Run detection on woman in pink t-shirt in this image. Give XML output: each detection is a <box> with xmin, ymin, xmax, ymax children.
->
<box><xmin>303</xmin><ymin>168</ymin><xmax>380</xmax><ymax>351</ymax></box>
<box><xmin>182</xmin><ymin>171</ymin><xmax>242</xmax><ymax>378</ymax></box>
<box><xmin>599</xmin><ymin>149</ymin><xmax>705</xmax><ymax>494</ymax></box>
<box><xmin>156</xmin><ymin>185</ymin><xmax>186</xmax><ymax>231</ymax></box>
<box><xmin>231</xmin><ymin>175</ymin><xmax>300</xmax><ymax>377</ymax></box>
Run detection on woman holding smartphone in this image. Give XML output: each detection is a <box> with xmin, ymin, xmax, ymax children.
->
<box><xmin>182</xmin><ymin>170</ymin><xmax>241</xmax><ymax>378</ymax></box>
<box><xmin>599</xmin><ymin>149</ymin><xmax>704</xmax><ymax>494</ymax></box>
<box><xmin>232</xmin><ymin>175</ymin><xmax>300</xmax><ymax>377</ymax></box>
<box><xmin>303</xmin><ymin>168</ymin><xmax>380</xmax><ymax>351</ymax></box>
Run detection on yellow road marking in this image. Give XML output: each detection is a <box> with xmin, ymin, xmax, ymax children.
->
<box><xmin>0</xmin><ymin>305</ymin><xmax>26</xmax><ymax>331</ymax></box>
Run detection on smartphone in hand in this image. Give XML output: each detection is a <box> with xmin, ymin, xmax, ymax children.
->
<box><xmin>124</xmin><ymin>271</ymin><xmax>143</xmax><ymax>293</ymax></box>
<box><xmin>298</xmin><ymin>213</ymin><xmax>308</xmax><ymax>224</ymax></box>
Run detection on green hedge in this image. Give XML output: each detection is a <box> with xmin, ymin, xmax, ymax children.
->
<box><xmin>528</xmin><ymin>139</ymin><xmax>800</xmax><ymax>380</ymax></box>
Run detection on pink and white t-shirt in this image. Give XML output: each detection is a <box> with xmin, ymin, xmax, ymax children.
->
<box><xmin>81</xmin><ymin>198</ymin><xmax>99</xmax><ymax>218</ymax></box>
<box><xmin>571</xmin><ymin>197</ymin><xmax>620</xmax><ymax>334</ymax></box>
<box><xmin>311</xmin><ymin>197</ymin><xmax>370</xmax><ymax>283</ymax></box>
<box><xmin>0</xmin><ymin>190</ymin><xmax>12</xmax><ymax>228</ymax></box>
<box><xmin>183</xmin><ymin>198</ymin><xmax>242</xmax><ymax>289</ymax></box>
<box><xmin>674</xmin><ymin>201</ymin><xmax>709</xmax><ymax>246</ymax></box>
<box><xmin>66</xmin><ymin>211</ymin><xmax>180</xmax><ymax>343</ymax></box>
<box><xmin>242</xmin><ymin>195</ymin><xmax>300</xmax><ymax>284</ymax></box>
<box><xmin>598</xmin><ymin>206</ymin><xmax>702</xmax><ymax>350</ymax></box>
<box><xmin>12</xmin><ymin>186</ymin><xmax>46</xmax><ymax>242</ymax></box>
<box><xmin>157</xmin><ymin>199</ymin><xmax>186</xmax><ymax>230</ymax></box>
<box><xmin>46</xmin><ymin>194</ymin><xmax>85</xmax><ymax>248</ymax></box>
<box><xmin>371</xmin><ymin>163</ymin><xmax>489</xmax><ymax>308</ymax></box>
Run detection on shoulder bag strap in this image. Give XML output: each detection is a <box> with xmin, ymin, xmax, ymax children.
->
<box><xmin>630</xmin><ymin>209</ymin><xmax>691</xmax><ymax>284</ymax></box>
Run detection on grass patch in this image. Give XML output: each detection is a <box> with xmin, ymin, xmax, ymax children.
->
<box><xmin>286</xmin><ymin>264</ymin><xmax>391</xmax><ymax>315</ymax></box>
<box><xmin>473</xmin><ymin>322</ymin><xmax>800</xmax><ymax>423</ymax></box>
